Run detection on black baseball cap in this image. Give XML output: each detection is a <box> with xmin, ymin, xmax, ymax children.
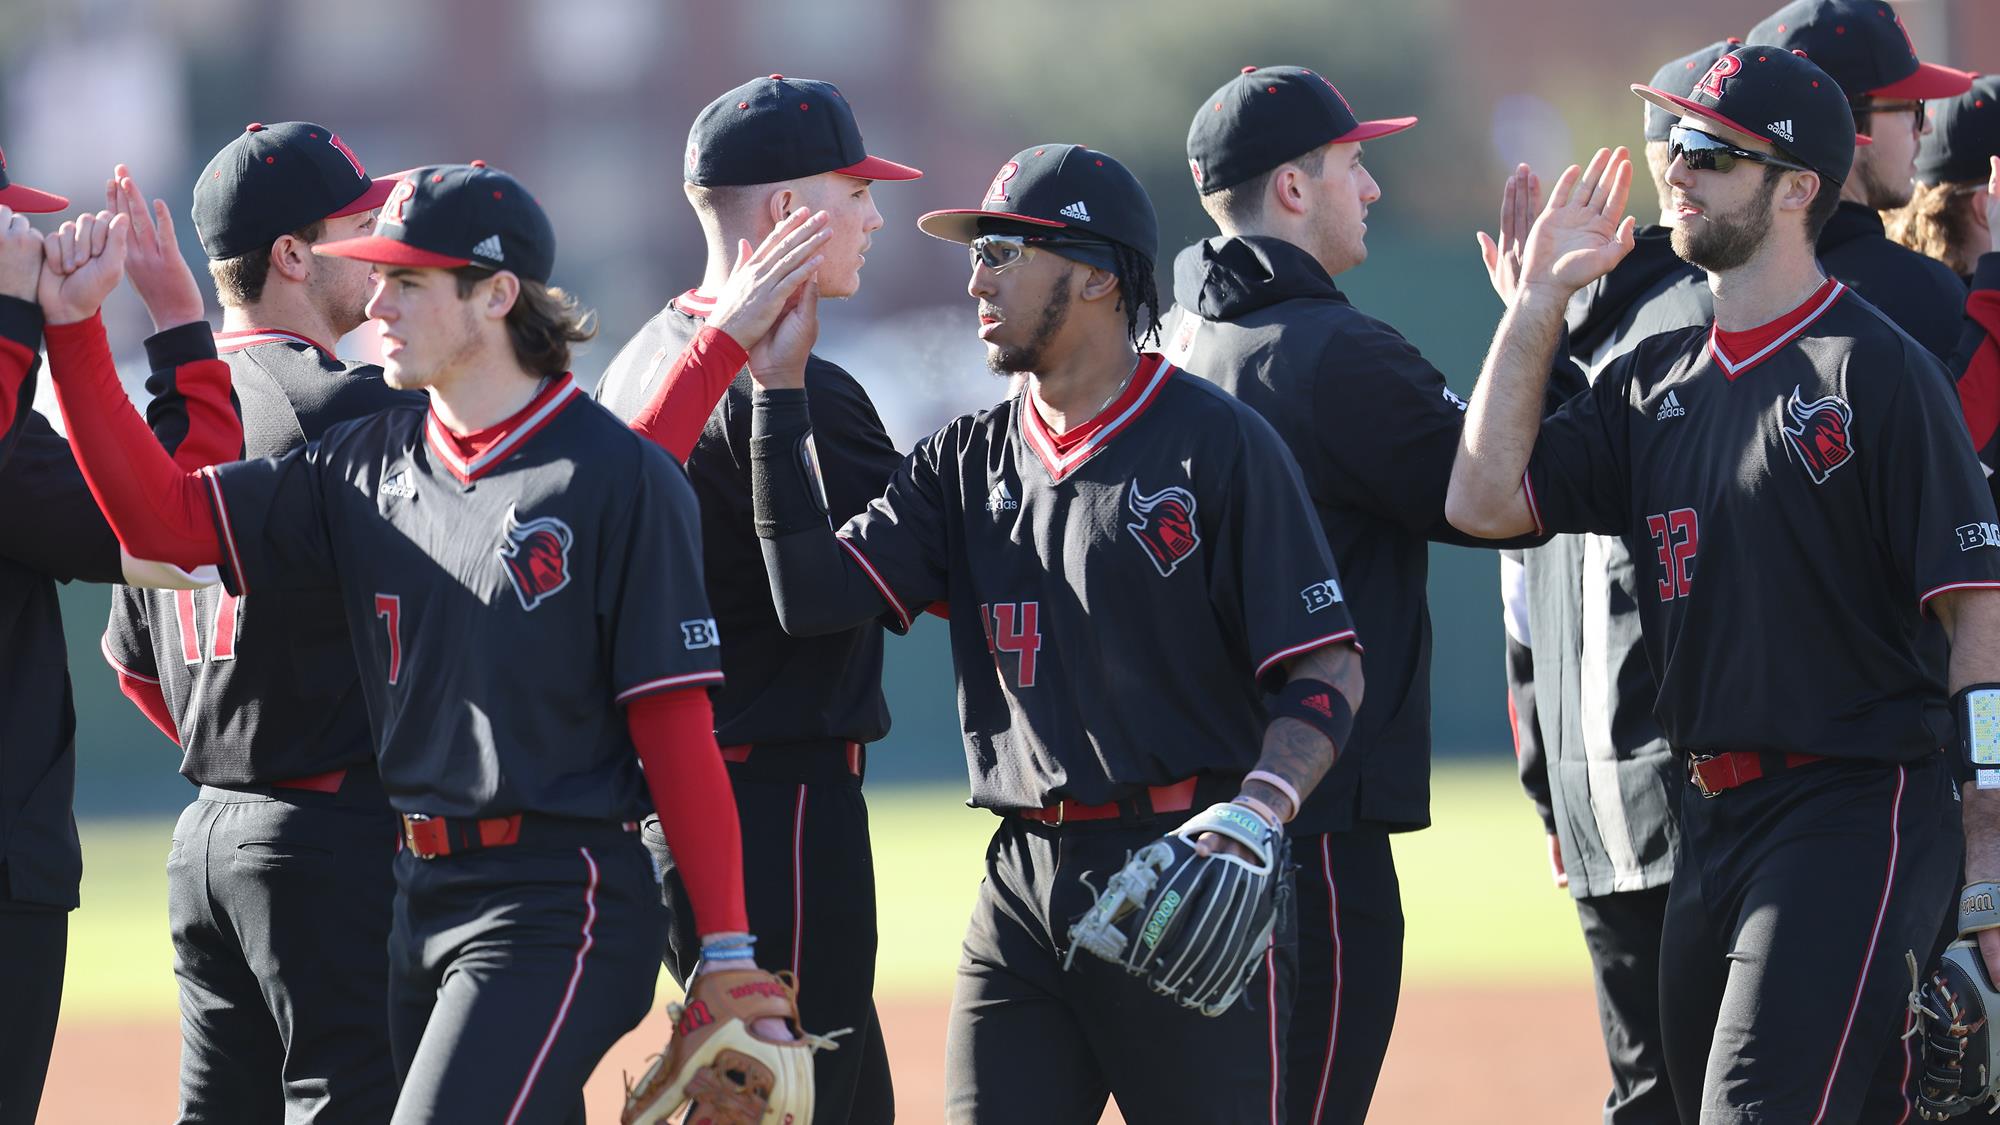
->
<box><xmin>1634</xmin><ymin>45</ymin><xmax>1866</xmax><ymax>184</ymax></box>
<box><xmin>916</xmin><ymin>144</ymin><xmax>1157</xmax><ymax>266</ymax></box>
<box><xmin>315</xmin><ymin>162</ymin><xmax>556</xmax><ymax>285</ymax></box>
<box><xmin>0</xmin><ymin>146</ymin><xmax>67</xmax><ymax>213</ymax></box>
<box><xmin>1749</xmin><ymin>0</ymin><xmax>1975</xmax><ymax>102</ymax></box>
<box><xmin>1644</xmin><ymin>40</ymin><xmax>1744</xmax><ymax>141</ymax></box>
<box><xmin>192</xmin><ymin>122</ymin><xmax>399</xmax><ymax>260</ymax></box>
<box><xmin>1185</xmin><ymin>66</ymin><xmax>1416</xmax><ymax>195</ymax></box>
<box><xmin>686</xmin><ymin>75</ymin><xmax>922</xmax><ymax>187</ymax></box>
<box><xmin>1917</xmin><ymin>75</ymin><xmax>2000</xmax><ymax>185</ymax></box>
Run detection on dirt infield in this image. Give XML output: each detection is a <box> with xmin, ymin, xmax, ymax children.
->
<box><xmin>41</xmin><ymin>984</ymin><xmax>1606</xmax><ymax>1123</ymax></box>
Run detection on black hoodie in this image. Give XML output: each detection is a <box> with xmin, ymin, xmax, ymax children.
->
<box><xmin>1166</xmin><ymin>234</ymin><xmax>1545</xmax><ymax>834</ymax></box>
<box><xmin>1818</xmin><ymin>200</ymin><xmax>1965</xmax><ymax>362</ymax></box>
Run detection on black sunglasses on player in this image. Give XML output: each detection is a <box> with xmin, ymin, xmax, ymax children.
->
<box><xmin>1668</xmin><ymin>126</ymin><xmax>1812</xmax><ymax>175</ymax></box>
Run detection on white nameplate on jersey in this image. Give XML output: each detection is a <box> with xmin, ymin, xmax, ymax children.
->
<box><xmin>1968</xmin><ymin>688</ymin><xmax>2000</xmax><ymax>767</ymax></box>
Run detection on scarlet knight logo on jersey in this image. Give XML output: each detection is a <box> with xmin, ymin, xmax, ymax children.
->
<box><xmin>1125</xmin><ymin>480</ymin><xmax>1201</xmax><ymax>577</ymax></box>
<box><xmin>1781</xmin><ymin>385</ymin><xmax>1856</xmax><ymax>484</ymax></box>
<box><xmin>498</xmin><ymin>505</ymin><xmax>574</xmax><ymax>611</ymax></box>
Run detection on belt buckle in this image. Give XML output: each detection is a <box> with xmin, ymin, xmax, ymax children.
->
<box><xmin>1051</xmin><ymin>800</ymin><xmax>1066</xmax><ymax>827</ymax></box>
<box><xmin>1689</xmin><ymin>755</ymin><xmax>1721</xmax><ymax>799</ymax></box>
<box><xmin>403</xmin><ymin>813</ymin><xmax>437</xmax><ymax>860</ymax></box>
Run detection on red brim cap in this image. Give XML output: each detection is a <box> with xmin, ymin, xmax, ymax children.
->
<box><xmin>835</xmin><ymin>154</ymin><xmax>924</xmax><ymax>181</ymax></box>
<box><xmin>1872</xmin><ymin>61</ymin><xmax>1978</xmax><ymax>100</ymax></box>
<box><xmin>1631</xmin><ymin>84</ymin><xmax>1872</xmax><ymax>147</ymax></box>
<box><xmin>312</xmin><ymin>234</ymin><xmax>470</xmax><ymax>269</ymax></box>
<box><xmin>1334</xmin><ymin>116</ymin><xmax>1419</xmax><ymax>144</ymax></box>
<box><xmin>0</xmin><ymin>183</ymin><xmax>70</xmax><ymax>214</ymax></box>
<box><xmin>326</xmin><ymin>176</ymin><xmax>402</xmax><ymax>220</ymax></box>
<box><xmin>916</xmin><ymin>209</ymin><xmax>1064</xmax><ymax>245</ymax></box>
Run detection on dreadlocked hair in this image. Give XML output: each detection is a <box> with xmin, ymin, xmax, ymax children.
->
<box><xmin>1111</xmin><ymin>242</ymin><xmax>1162</xmax><ymax>350</ymax></box>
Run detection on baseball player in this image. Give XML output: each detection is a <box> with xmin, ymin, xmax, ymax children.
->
<box><xmin>1159</xmin><ymin>66</ymin><xmax>1550</xmax><ymax>1124</ymax></box>
<box><xmin>1886</xmin><ymin>76</ymin><xmax>2000</xmax><ymax>283</ymax></box>
<box><xmin>95</xmin><ymin>124</ymin><xmax>414</xmax><ymax>1124</ymax></box>
<box><xmin>594</xmin><ymin>75</ymin><xmax>918</xmax><ymax>1123</ymax></box>
<box><xmin>1750</xmin><ymin>0</ymin><xmax>1975</xmax><ymax>359</ymax></box>
<box><xmin>1447</xmin><ymin>46</ymin><xmax>2000</xmax><ymax>1121</ymax></box>
<box><xmin>733</xmin><ymin>142</ymin><xmax>1364</xmax><ymax>1123</ymax></box>
<box><xmin>0</xmin><ymin>159</ymin><xmax>243</xmax><ymax>1125</ymax></box>
<box><xmin>1496</xmin><ymin>41</ymin><xmax>1728</xmax><ymax>1125</ymax></box>
<box><xmin>36</xmin><ymin>162</ymin><xmax>792</xmax><ymax>1123</ymax></box>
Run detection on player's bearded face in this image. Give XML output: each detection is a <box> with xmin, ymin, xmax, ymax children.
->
<box><xmin>1850</xmin><ymin>107</ymin><xmax>1922</xmax><ymax>210</ymax></box>
<box><xmin>973</xmin><ymin>258</ymin><xmax>1074</xmax><ymax>376</ymax></box>
<box><xmin>1670</xmin><ymin>169</ymin><xmax>1780</xmax><ymax>273</ymax></box>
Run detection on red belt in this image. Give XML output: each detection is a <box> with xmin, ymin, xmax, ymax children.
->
<box><xmin>720</xmin><ymin>742</ymin><xmax>863</xmax><ymax>777</ymax></box>
<box><xmin>272</xmin><ymin>768</ymin><xmax>346</xmax><ymax>794</ymax></box>
<box><xmin>1689</xmin><ymin>751</ymin><xmax>1826</xmax><ymax>798</ymax></box>
<box><xmin>1018</xmin><ymin>777</ymin><xmax>1200</xmax><ymax>826</ymax></box>
<box><xmin>401</xmin><ymin>813</ymin><xmax>522</xmax><ymax>859</ymax></box>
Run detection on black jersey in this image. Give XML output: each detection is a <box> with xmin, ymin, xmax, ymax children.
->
<box><xmin>595</xmin><ymin>293</ymin><xmax>899</xmax><ymax>748</ymax></box>
<box><xmin>199</xmin><ymin>375</ymin><xmax>721</xmax><ymax>820</ymax></box>
<box><xmin>102</xmin><ymin>326</ymin><xmax>422</xmax><ymax>785</ymax></box>
<box><xmin>1525</xmin><ymin>280</ymin><xmax>2000</xmax><ymax>759</ymax></box>
<box><xmin>1818</xmin><ymin>201</ymin><xmax>1967</xmax><ymax>362</ymax></box>
<box><xmin>831</xmin><ymin>355</ymin><xmax>1355</xmax><ymax>810</ymax></box>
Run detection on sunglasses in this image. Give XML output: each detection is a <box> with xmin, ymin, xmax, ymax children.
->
<box><xmin>1668</xmin><ymin>126</ymin><xmax>1812</xmax><ymax>175</ymax></box>
<box><xmin>1857</xmin><ymin>99</ymin><xmax>1927</xmax><ymax>135</ymax></box>
<box><xmin>968</xmin><ymin>234</ymin><xmax>1105</xmax><ymax>273</ymax></box>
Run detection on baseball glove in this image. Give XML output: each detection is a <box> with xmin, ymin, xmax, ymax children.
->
<box><xmin>621</xmin><ymin>967</ymin><xmax>825</xmax><ymax>1125</ymax></box>
<box><xmin>1064</xmin><ymin>800</ymin><xmax>1290</xmax><ymax>1017</ymax></box>
<box><xmin>1909</xmin><ymin>942</ymin><xmax>2000</xmax><ymax>1119</ymax></box>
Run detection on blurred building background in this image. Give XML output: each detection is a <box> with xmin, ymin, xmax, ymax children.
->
<box><xmin>5</xmin><ymin>0</ymin><xmax>1991</xmax><ymax>812</ymax></box>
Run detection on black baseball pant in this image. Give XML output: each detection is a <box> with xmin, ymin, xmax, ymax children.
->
<box><xmin>1574</xmin><ymin>885</ymin><xmax>1677</xmax><ymax>1125</ymax></box>
<box><xmin>0</xmin><ymin>901</ymin><xmax>64</xmax><ymax>1125</ymax></box>
<box><xmin>944</xmin><ymin>815</ymin><xmax>1297</xmax><ymax>1125</ymax></box>
<box><xmin>167</xmin><ymin>771</ymin><xmax>400</xmax><ymax>1124</ymax></box>
<box><xmin>387</xmin><ymin>824</ymin><xmax>666</xmax><ymax>1125</ymax></box>
<box><xmin>645</xmin><ymin>740</ymin><xmax>894</xmax><ymax>1124</ymax></box>
<box><xmin>1284</xmin><ymin>828</ymin><xmax>1403</xmax><ymax>1125</ymax></box>
<box><xmin>1659</xmin><ymin>754</ymin><xmax>1960</xmax><ymax>1124</ymax></box>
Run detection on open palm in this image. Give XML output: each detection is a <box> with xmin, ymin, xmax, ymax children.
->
<box><xmin>1519</xmin><ymin>147</ymin><xmax>1637</xmax><ymax>297</ymax></box>
<box><xmin>38</xmin><ymin>211</ymin><xmax>130</xmax><ymax>326</ymax></box>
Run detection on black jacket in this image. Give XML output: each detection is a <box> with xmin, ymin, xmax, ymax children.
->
<box><xmin>1167</xmin><ymin>234</ymin><xmax>1544</xmax><ymax>834</ymax></box>
<box><xmin>1819</xmin><ymin>201</ymin><xmax>1966</xmax><ymax>362</ymax></box>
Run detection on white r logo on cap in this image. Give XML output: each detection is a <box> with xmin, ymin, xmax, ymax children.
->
<box><xmin>985</xmin><ymin>161</ymin><xmax>1019</xmax><ymax>204</ymax></box>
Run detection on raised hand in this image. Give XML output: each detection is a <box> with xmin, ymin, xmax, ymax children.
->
<box><xmin>108</xmin><ymin>164</ymin><xmax>206</xmax><ymax>331</ymax></box>
<box><xmin>1516</xmin><ymin>147</ymin><xmax>1637</xmax><ymax>301</ymax></box>
<box><xmin>707</xmin><ymin>207</ymin><xmax>829</xmax><ymax>352</ymax></box>
<box><xmin>1476</xmin><ymin>163</ymin><xmax>1542</xmax><ymax>304</ymax></box>
<box><xmin>38</xmin><ymin>210</ymin><xmax>131</xmax><ymax>325</ymax></box>
<box><xmin>0</xmin><ymin>206</ymin><xmax>45</xmax><ymax>303</ymax></box>
<box><xmin>746</xmin><ymin>273</ymin><xmax>819</xmax><ymax>392</ymax></box>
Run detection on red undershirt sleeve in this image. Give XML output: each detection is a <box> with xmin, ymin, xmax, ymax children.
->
<box><xmin>42</xmin><ymin>315</ymin><xmax>222</xmax><ymax>569</ymax></box>
<box><xmin>114</xmin><ymin>669</ymin><xmax>180</xmax><ymax>745</ymax></box>
<box><xmin>626</xmin><ymin>687</ymin><xmax>750</xmax><ymax>937</ymax></box>
<box><xmin>628</xmin><ymin>325</ymin><xmax>748</xmax><ymax>462</ymax></box>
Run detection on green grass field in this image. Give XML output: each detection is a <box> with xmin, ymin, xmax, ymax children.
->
<box><xmin>63</xmin><ymin>761</ymin><xmax>1589</xmax><ymax>1020</ymax></box>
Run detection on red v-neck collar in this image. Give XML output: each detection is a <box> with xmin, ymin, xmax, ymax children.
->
<box><xmin>214</xmin><ymin>326</ymin><xmax>336</xmax><ymax>357</ymax></box>
<box><xmin>670</xmin><ymin>289</ymin><xmax>715</xmax><ymax>319</ymax></box>
<box><xmin>425</xmin><ymin>373</ymin><xmax>580</xmax><ymax>483</ymax></box>
<box><xmin>1708</xmin><ymin>278</ymin><xmax>1845</xmax><ymax>380</ymax></box>
<box><xmin>1019</xmin><ymin>353</ymin><xmax>1174</xmax><ymax>482</ymax></box>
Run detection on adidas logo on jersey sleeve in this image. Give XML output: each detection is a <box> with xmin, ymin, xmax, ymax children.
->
<box><xmin>1059</xmin><ymin>200</ymin><xmax>1092</xmax><ymax>222</ymax></box>
<box><xmin>471</xmin><ymin>234</ymin><xmax>504</xmax><ymax>261</ymax></box>
<box><xmin>1767</xmin><ymin>120</ymin><xmax>1794</xmax><ymax>143</ymax></box>
<box><xmin>1655</xmin><ymin>390</ymin><xmax>1686</xmax><ymax>421</ymax></box>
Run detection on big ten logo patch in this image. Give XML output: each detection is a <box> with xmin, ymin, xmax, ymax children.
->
<box><xmin>1958</xmin><ymin>522</ymin><xmax>2000</xmax><ymax>552</ymax></box>
<box><xmin>1300</xmin><ymin>579</ymin><xmax>1343</xmax><ymax>613</ymax></box>
<box><xmin>681</xmin><ymin>618</ymin><xmax>721</xmax><ymax>649</ymax></box>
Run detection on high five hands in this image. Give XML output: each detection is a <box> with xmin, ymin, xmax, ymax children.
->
<box><xmin>38</xmin><ymin>209</ymin><xmax>130</xmax><ymax>326</ymax></box>
<box><xmin>1515</xmin><ymin>147</ymin><xmax>1637</xmax><ymax>302</ymax></box>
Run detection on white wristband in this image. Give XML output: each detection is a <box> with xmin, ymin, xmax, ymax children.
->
<box><xmin>1244</xmin><ymin>770</ymin><xmax>1302</xmax><ymax>821</ymax></box>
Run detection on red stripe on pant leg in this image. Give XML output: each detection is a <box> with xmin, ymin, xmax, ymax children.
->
<box><xmin>792</xmin><ymin>785</ymin><xmax>807</xmax><ymax>977</ymax></box>
<box><xmin>1811</xmin><ymin>765</ymin><xmax>1906</xmax><ymax>1125</ymax></box>
<box><xmin>1312</xmin><ymin>834</ymin><xmax>1342</xmax><ymax>1123</ymax></box>
<box><xmin>1267</xmin><ymin>941</ymin><xmax>1279</xmax><ymax>1125</ymax></box>
<box><xmin>504</xmin><ymin>847</ymin><xmax>601</xmax><ymax>1125</ymax></box>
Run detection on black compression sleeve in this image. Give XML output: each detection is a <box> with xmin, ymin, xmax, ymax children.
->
<box><xmin>750</xmin><ymin>389</ymin><xmax>897</xmax><ymax>636</ymax></box>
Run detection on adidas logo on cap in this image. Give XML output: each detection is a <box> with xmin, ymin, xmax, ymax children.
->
<box><xmin>1059</xmin><ymin>200</ymin><xmax>1092</xmax><ymax>222</ymax></box>
<box><xmin>1656</xmin><ymin>390</ymin><xmax>1686</xmax><ymax>421</ymax></box>
<box><xmin>471</xmin><ymin>234</ymin><xmax>504</xmax><ymax>261</ymax></box>
<box><xmin>1767</xmin><ymin>119</ymin><xmax>1794</xmax><ymax>143</ymax></box>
